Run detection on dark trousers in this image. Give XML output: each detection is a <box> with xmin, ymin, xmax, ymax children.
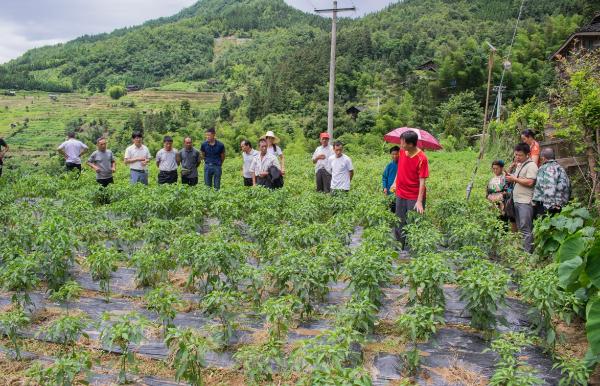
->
<box><xmin>243</xmin><ymin>177</ymin><xmax>253</xmax><ymax>187</ymax></box>
<box><xmin>204</xmin><ymin>164</ymin><xmax>222</xmax><ymax>190</ymax></box>
<box><xmin>97</xmin><ymin>177</ymin><xmax>113</xmax><ymax>187</ymax></box>
<box><xmin>316</xmin><ymin>168</ymin><xmax>332</xmax><ymax>193</ymax></box>
<box><xmin>181</xmin><ymin>175</ymin><xmax>198</xmax><ymax>186</ymax></box>
<box><xmin>158</xmin><ymin>170</ymin><xmax>178</xmax><ymax>184</ymax></box>
<box><xmin>65</xmin><ymin>162</ymin><xmax>81</xmax><ymax>172</ymax></box>
<box><xmin>515</xmin><ymin>202</ymin><xmax>534</xmax><ymax>253</ymax></box>
<box><xmin>394</xmin><ymin>196</ymin><xmax>425</xmax><ymax>248</ymax></box>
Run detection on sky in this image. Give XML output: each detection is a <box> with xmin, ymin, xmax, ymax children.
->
<box><xmin>0</xmin><ymin>0</ymin><xmax>398</xmax><ymax>64</ymax></box>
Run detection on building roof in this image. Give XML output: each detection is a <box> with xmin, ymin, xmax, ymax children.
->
<box><xmin>550</xmin><ymin>14</ymin><xmax>600</xmax><ymax>60</ymax></box>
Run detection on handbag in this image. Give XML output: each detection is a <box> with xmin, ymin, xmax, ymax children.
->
<box><xmin>504</xmin><ymin>161</ymin><xmax>532</xmax><ymax>220</ymax></box>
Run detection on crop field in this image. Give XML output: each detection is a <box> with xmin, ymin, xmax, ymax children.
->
<box><xmin>0</xmin><ymin>150</ymin><xmax>595</xmax><ymax>386</ymax></box>
<box><xmin>0</xmin><ymin>90</ymin><xmax>221</xmax><ymax>153</ymax></box>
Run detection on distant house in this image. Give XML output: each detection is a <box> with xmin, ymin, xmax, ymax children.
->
<box><xmin>415</xmin><ymin>60</ymin><xmax>438</xmax><ymax>72</ymax></box>
<box><xmin>346</xmin><ymin>106</ymin><xmax>365</xmax><ymax>120</ymax></box>
<box><xmin>126</xmin><ymin>85</ymin><xmax>141</xmax><ymax>92</ymax></box>
<box><xmin>551</xmin><ymin>14</ymin><xmax>600</xmax><ymax>60</ymax></box>
<box><xmin>3</xmin><ymin>90</ymin><xmax>16</xmax><ymax>96</ymax></box>
<box><xmin>49</xmin><ymin>94</ymin><xmax>58</xmax><ymax>101</ymax></box>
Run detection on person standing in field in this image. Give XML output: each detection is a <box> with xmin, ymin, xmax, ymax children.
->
<box><xmin>521</xmin><ymin>129</ymin><xmax>541</xmax><ymax>167</ymax></box>
<box><xmin>57</xmin><ymin>131</ymin><xmax>88</xmax><ymax>172</ymax></box>
<box><xmin>241</xmin><ymin>140</ymin><xmax>259</xmax><ymax>187</ymax></box>
<box><xmin>86</xmin><ymin>137</ymin><xmax>115</xmax><ymax>187</ymax></box>
<box><xmin>201</xmin><ymin>128</ymin><xmax>225</xmax><ymax>190</ymax></box>
<box><xmin>312</xmin><ymin>132</ymin><xmax>334</xmax><ymax>193</ymax></box>
<box><xmin>390</xmin><ymin>131</ymin><xmax>429</xmax><ymax>249</ymax></box>
<box><xmin>264</xmin><ymin>131</ymin><xmax>285</xmax><ymax>176</ymax></box>
<box><xmin>532</xmin><ymin>147</ymin><xmax>570</xmax><ymax>217</ymax></box>
<box><xmin>124</xmin><ymin>132</ymin><xmax>151</xmax><ymax>185</ymax></box>
<box><xmin>382</xmin><ymin>146</ymin><xmax>400</xmax><ymax>212</ymax></box>
<box><xmin>328</xmin><ymin>141</ymin><xmax>354</xmax><ymax>194</ymax></box>
<box><xmin>156</xmin><ymin>136</ymin><xmax>179</xmax><ymax>185</ymax></box>
<box><xmin>0</xmin><ymin>137</ymin><xmax>9</xmax><ymax>178</ymax></box>
<box><xmin>250</xmin><ymin>138</ymin><xmax>281</xmax><ymax>188</ymax></box>
<box><xmin>505</xmin><ymin>142</ymin><xmax>538</xmax><ymax>253</ymax></box>
<box><xmin>179</xmin><ymin>137</ymin><xmax>201</xmax><ymax>186</ymax></box>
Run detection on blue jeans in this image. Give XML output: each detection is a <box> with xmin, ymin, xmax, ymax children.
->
<box><xmin>130</xmin><ymin>169</ymin><xmax>148</xmax><ymax>185</ymax></box>
<box><xmin>204</xmin><ymin>164</ymin><xmax>222</xmax><ymax>190</ymax></box>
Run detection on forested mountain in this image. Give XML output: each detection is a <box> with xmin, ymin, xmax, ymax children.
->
<box><xmin>1</xmin><ymin>0</ymin><xmax>598</xmax><ymax>137</ymax></box>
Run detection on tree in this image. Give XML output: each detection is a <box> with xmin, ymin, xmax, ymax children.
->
<box><xmin>437</xmin><ymin>91</ymin><xmax>483</xmax><ymax>145</ymax></box>
<box><xmin>219</xmin><ymin>94</ymin><xmax>231</xmax><ymax>121</ymax></box>
<box><xmin>108</xmin><ymin>85</ymin><xmax>127</xmax><ymax>100</ymax></box>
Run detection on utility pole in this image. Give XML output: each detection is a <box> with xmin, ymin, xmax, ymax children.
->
<box><xmin>315</xmin><ymin>1</ymin><xmax>356</xmax><ymax>140</ymax></box>
<box><xmin>493</xmin><ymin>85</ymin><xmax>506</xmax><ymax>122</ymax></box>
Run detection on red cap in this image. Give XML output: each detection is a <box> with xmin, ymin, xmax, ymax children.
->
<box><xmin>320</xmin><ymin>132</ymin><xmax>330</xmax><ymax>139</ymax></box>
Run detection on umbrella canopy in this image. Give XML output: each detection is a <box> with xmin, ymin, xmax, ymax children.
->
<box><xmin>384</xmin><ymin>127</ymin><xmax>442</xmax><ymax>150</ymax></box>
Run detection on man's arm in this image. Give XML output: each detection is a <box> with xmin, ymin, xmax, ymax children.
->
<box><xmin>220</xmin><ymin>150</ymin><xmax>225</xmax><ymax>164</ymax></box>
<box><xmin>86</xmin><ymin>161</ymin><xmax>99</xmax><ymax>172</ymax></box>
<box><xmin>349</xmin><ymin>170</ymin><xmax>354</xmax><ymax>181</ymax></box>
<box><xmin>111</xmin><ymin>160</ymin><xmax>116</xmax><ymax>173</ymax></box>
<box><xmin>196</xmin><ymin>152</ymin><xmax>201</xmax><ymax>168</ymax></box>
<box><xmin>0</xmin><ymin>142</ymin><xmax>9</xmax><ymax>158</ymax></box>
<box><xmin>415</xmin><ymin>178</ymin><xmax>426</xmax><ymax>214</ymax></box>
<box><xmin>382</xmin><ymin>165</ymin><xmax>389</xmax><ymax>193</ymax></box>
<box><xmin>506</xmin><ymin>174</ymin><xmax>536</xmax><ymax>188</ymax></box>
<box><xmin>79</xmin><ymin>144</ymin><xmax>89</xmax><ymax>157</ymax></box>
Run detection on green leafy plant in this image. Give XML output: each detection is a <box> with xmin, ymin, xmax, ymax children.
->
<box><xmin>0</xmin><ymin>306</ymin><xmax>30</xmax><ymax>360</ymax></box>
<box><xmin>144</xmin><ymin>284</ymin><xmax>183</xmax><ymax>335</ymax></box>
<box><xmin>165</xmin><ymin>327</ymin><xmax>209</xmax><ymax>386</ymax></box>
<box><xmin>486</xmin><ymin>333</ymin><xmax>543</xmax><ymax>386</ymax></box>
<box><xmin>40</xmin><ymin>314</ymin><xmax>90</xmax><ymax>355</ymax></box>
<box><xmin>0</xmin><ymin>254</ymin><xmax>40</xmax><ymax>307</ymax></box>
<box><xmin>86</xmin><ymin>246</ymin><xmax>120</xmax><ymax>302</ymax></box>
<box><xmin>26</xmin><ymin>351</ymin><xmax>92</xmax><ymax>386</ymax></box>
<box><xmin>405</xmin><ymin>217</ymin><xmax>443</xmax><ymax>255</ymax></box>
<box><xmin>402</xmin><ymin>252</ymin><xmax>453</xmax><ymax>309</ymax></box>
<box><xmin>520</xmin><ymin>264</ymin><xmax>581</xmax><ymax>349</ymax></box>
<box><xmin>335</xmin><ymin>293</ymin><xmax>379</xmax><ymax>333</ymax></box>
<box><xmin>49</xmin><ymin>280</ymin><xmax>83</xmax><ymax>315</ymax></box>
<box><xmin>458</xmin><ymin>259</ymin><xmax>509</xmax><ymax>331</ymax></box>
<box><xmin>99</xmin><ymin>312</ymin><xmax>148</xmax><ymax>384</ymax></box>
<box><xmin>261</xmin><ymin>295</ymin><xmax>301</xmax><ymax>343</ymax></box>
<box><xmin>234</xmin><ymin>340</ymin><xmax>284</xmax><ymax>385</ymax></box>
<box><xmin>130</xmin><ymin>248</ymin><xmax>174</xmax><ymax>288</ymax></box>
<box><xmin>396</xmin><ymin>304</ymin><xmax>444</xmax><ymax>376</ymax></box>
<box><xmin>201</xmin><ymin>289</ymin><xmax>240</xmax><ymax>348</ymax></box>
<box><xmin>344</xmin><ymin>245</ymin><xmax>394</xmax><ymax>306</ymax></box>
<box><xmin>552</xmin><ymin>354</ymin><xmax>591</xmax><ymax>386</ymax></box>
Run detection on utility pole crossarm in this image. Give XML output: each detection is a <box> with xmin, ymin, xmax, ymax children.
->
<box><xmin>315</xmin><ymin>1</ymin><xmax>356</xmax><ymax>140</ymax></box>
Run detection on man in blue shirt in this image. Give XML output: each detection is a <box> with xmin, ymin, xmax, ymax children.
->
<box><xmin>383</xmin><ymin>146</ymin><xmax>399</xmax><ymax>213</ymax></box>
<box><xmin>382</xmin><ymin>146</ymin><xmax>400</xmax><ymax>195</ymax></box>
<box><xmin>200</xmin><ymin>128</ymin><xmax>225</xmax><ymax>190</ymax></box>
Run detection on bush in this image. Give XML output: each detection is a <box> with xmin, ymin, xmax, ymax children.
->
<box><xmin>108</xmin><ymin>85</ymin><xmax>126</xmax><ymax>100</ymax></box>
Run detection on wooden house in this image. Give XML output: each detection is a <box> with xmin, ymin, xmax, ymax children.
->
<box><xmin>550</xmin><ymin>14</ymin><xmax>600</xmax><ymax>60</ymax></box>
<box><xmin>415</xmin><ymin>60</ymin><xmax>438</xmax><ymax>72</ymax></box>
<box><xmin>346</xmin><ymin>106</ymin><xmax>365</xmax><ymax>120</ymax></box>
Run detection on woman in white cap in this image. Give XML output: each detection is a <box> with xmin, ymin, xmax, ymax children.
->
<box><xmin>263</xmin><ymin>131</ymin><xmax>285</xmax><ymax>175</ymax></box>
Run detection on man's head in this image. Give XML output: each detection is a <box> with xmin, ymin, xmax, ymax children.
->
<box><xmin>258</xmin><ymin>138</ymin><xmax>268</xmax><ymax>155</ymax></box>
<box><xmin>513</xmin><ymin>142</ymin><xmax>531</xmax><ymax>164</ymax></box>
<box><xmin>333</xmin><ymin>141</ymin><xmax>344</xmax><ymax>157</ymax></box>
<box><xmin>163</xmin><ymin>136</ymin><xmax>173</xmax><ymax>151</ymax></box>
<box><xmin>97</xmin><ymin>137</ymin><xmax>107</xmax><ymax>151</ymax></box>
<box><xmin>67</xmin><ymin>131</ymin><xmax>76</xmax><ymax>139</ymax></box>
<box><xmin>319</xmin><ymin>132</ymin><xmax>330</xmax><ymax>146</ymax></box>
<box><xmin>184</xmin><ymin>137</ymin><xmax>193</xmax><ymax>150</ymax></box>
<box><xmin>241</xmin><ymin>140</ymin><xmax>252</xmax><ymax>153</ymax></box>
<box><xmin>205</xmin><ymin>128</ymin><xmax>216</xmax><ymax>142</ymax></box>
<box><xmin>520</xmin><ymin>129</ymin><xmax>536</xmax><ymax>144</ymax></box>
<box><xmin>132</xmin><ymin>132</ymin><xmax>143</xmax><ymax>146</ymax></box>
<box><xmin>491</xmin><ymin>159</ymin><xmax>505</xmax><ymax>176</ymax></box>
<box><xmin>390</xmin><ymin>145</ymin><xmax>400</xmax><ymax>162</ymax></box>
<box><xmin>400</xmin><ymin>130</ymin><xmax>418</xmax><ymax>150</ymax></box>
<box><xmin>540</xmin><ymin>147</ymin><xmax>555</xmax><ymax>164</ymax></box>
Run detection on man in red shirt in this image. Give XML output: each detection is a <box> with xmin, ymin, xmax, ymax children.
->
<box><xmin>390</xmin><ymin>130</ymin><xmax>430</xmax><ymax>248</ymax></box>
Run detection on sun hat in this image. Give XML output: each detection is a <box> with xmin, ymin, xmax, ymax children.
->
<box><xmin>320</xmin><ymin>132</ymin><xmax>330</xmax><ymax>139</ymax></box>
<box><xmin>264</xmin><ymin>131</ymin><xmax>280</xmax><ymax>144</ymax></box>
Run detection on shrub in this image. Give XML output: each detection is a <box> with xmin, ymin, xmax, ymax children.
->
<box><xmin>86</xmin><ymin>246</ymin><xmax>120</xmax><ymax>302</ymax></box>
<box><xmin>402</xmin><ymin>252</ymin><xmax>453</xmax><ymax>309</ymax></box>
<box><xmin>0</xmin><ymin>306</ymin><xmax>30</xmax><ymax>360</ymax></box>
<box><xmin>165</xmin><ymin>327</ymin><xmax>209</xmax><ymax>386</ymax></box>
<box><xmin>108</xmin><ymin>85</ymin><xmax>126</xmax><ymax>100</ymax></box>
<box><xmin>145</xmin><ymin>284</ymin><xmax>183</xmax><ymax>335</ymax></box>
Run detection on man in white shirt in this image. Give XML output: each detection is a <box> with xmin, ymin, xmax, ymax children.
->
<box><xmin>156</xmin><ymin>136</ymin><xmax>179</xmax><ymax>185</ymax></box>
<box><xmin>241</xmin><ymin>140</ymin><xmax>259</xmax><ymax>187</ymax></box>
<box><xmin>312</xmin><ymin>132</ymin><xmax>334</xmax><ymax>193</ymax></box>
<box><xmin>124</xmin><ymin>132</ymin><xmax>151</xmax><ymax>185</ymax></box>
<box><xmin>328</xmin><ymin>141</ymin><xmax>354</xmax><ymax>193</ymax></box>
<box><xmin>250</xmin><ymin>138</ymin><xmax>281</xmax><ymax>188</ymax></box>
<box><xmin>57</xmin><ymin>132</ymin><xmax>88</xmax><ymax>172</ymax></box>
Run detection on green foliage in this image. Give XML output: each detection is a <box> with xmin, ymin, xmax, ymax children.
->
<box><xmin>234</xmin><ymin>340</ymin><xmax>284</xmax><ymax>385</ymax></box>
<box><xmin>26</xmin><ymin>352</ymin><xmax>92</xmax><ymax>386</ymax></box>
<box><xmin>40</xmin><ymin>314</ymin><xmax>90</xmax><ymax>354</ymax></box>
<box><xmin>0</xmin><ymin>254</ymin><xmax>40</xmax><ymax>307</ymax></box>
<box><xmin>99</xmin><ymin>312</ymin><xmax>149</xmax><ymax>384</ymax></box>
<box><xmin>552</xmin><ymin>355</ymin><xmax>591</xmax><ymax>386</ymax></box>
<box><xmin>49</xmin><ymin>280</ymin><xmax>83</xmax><ymax>314</ymax></box>
<box><xmin>130</xmin><ymin>247</ymin><xmax>174</xmax><ymax>288</ymax></box>
<box><xmin>437</xmin><ymin>91</ymin><xmax>482</xmax><ymax>147</ymax></box>
<box><xmin>0</xmin><ymin>306</ymin><xmax>30</xmax><ymax>360</ymax></box>
<box><xmin>402</xmin><ymin>252</ymin><xmax>453</xmax><ymax>308</ymax></box>
<box><xmin>405</xmin><ymin>217</ymin><xmax>443</xmax><ymax>255</ymax></box>
<box><xmin>396</xmin><ymin>304</ymin><xmax>444</xmax><ymax>343</ymax></box>
<box><xmin>261</xmin><ymin>295</ymin><xmax>301</xmax><ymax>343</ymax></box>
<box><xmin>86</xmin><ymin>246</ymin><xmax>120</xmax><ymax>302</ymax></box>
<box><xmin>201</xmin><ymin>289</ymin><xmax>240</xmax><ymax>348</ymax></box>
<box><xmin>145</xmin><ymin>284</ymin><xmax>183</xmax><ymax>335</ymax></box>
<box><xmin>165</xmin><ymin>327</ymin><xmax>209</xmax><ymax>386</ymax></box>
<box><xmin>335</xmin><ymin>293</ymin><xmax>379</xmax><ymax>334</ymax></box>
<box><xmin>458</xmin><ymin>259</ymin><xmax>509</xmax><ymax>331</ymax></box>
<box><xmin>344</xmin><ymin>244</ymin><xmax>394</xmax><ymax>306</ymax></box>
<box><xmin>486</xmin><ymin>333</ymin><xmax>543</xmax><ymax>386</ymax></box>
<box><xmin>520</xmin><ymin>264</ymin><xmax>581</xmax><ymax>349</ymax></box>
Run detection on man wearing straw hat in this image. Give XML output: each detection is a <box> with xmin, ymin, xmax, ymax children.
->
<box><xmin>312</xmin><ymin>132</ymin><xmax>334</xmax><ymax>193</ymax></box>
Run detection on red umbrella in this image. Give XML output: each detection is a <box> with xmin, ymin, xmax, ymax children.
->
<box><xmin>384</xmin><ymin>127</ymin><xmax>443</xmax><ymax>150</ymax></box>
